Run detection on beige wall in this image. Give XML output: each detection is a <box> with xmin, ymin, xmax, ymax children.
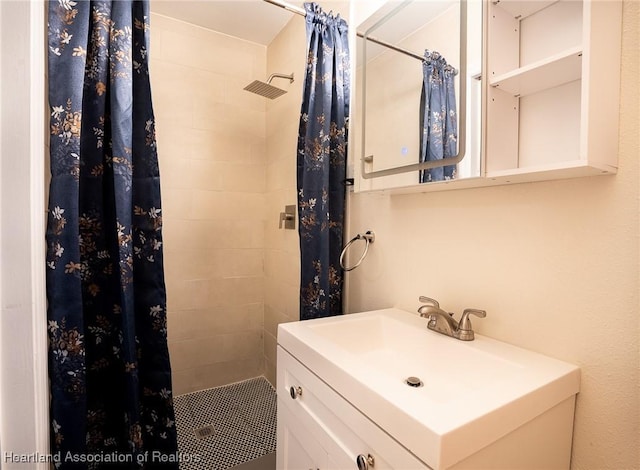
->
<box><xmin>150</xmin><ymin>14</ymin><xmax>267</xmax><ymax>395</ymax></box>
<box><xmin>263</xmin><ymin>17</ymin><xmax>306</xmax><ymax>385</ymax></box>
<box><xmin>346</xmin><ymin>2</ymin><xmax>639</xmax><ymax>469</ymax></box>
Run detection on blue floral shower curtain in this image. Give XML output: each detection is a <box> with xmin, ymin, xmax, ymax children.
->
<box><xmin>297</xmin><ymin>3</ymin><xmax>350</xmax><ymax>320</ymax></box>
<box><xmin>47</xmin><ymin>1</ymin><xmax>178</xmax><ymax>468</ymax></box>
<box><xmin>419</xmin><ymin>50</ymin><xmax>458</xmax><ymax>183</ymax></box>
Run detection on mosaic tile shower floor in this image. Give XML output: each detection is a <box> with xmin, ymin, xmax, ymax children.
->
<box><xmin>173</xmin><ymin>377</ymin><xmax>277</xmax><ymax>470</ymax></box>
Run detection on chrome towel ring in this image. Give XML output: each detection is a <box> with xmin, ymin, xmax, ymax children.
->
<box><xmin>340</xmin><ymin>231</ymin><xmax>375</xmax><ymax>271</ymax></box>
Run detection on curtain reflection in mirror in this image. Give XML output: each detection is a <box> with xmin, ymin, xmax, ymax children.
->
<box><xmin>419</xmin><ymin>50</ymin><xmax>458</xmax><ymax>183</ymax></box>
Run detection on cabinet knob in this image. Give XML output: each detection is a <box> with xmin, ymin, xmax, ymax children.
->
<box><xmin>356</xmin><ymin>453</ymin><xmax>375</xmax><ymax>469</ymax></box>
<box><xmin>289</xmin><ymin>386</ymin><xmax>303</xmax><ymax>399</ymax></box>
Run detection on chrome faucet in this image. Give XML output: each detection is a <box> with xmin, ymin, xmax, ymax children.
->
<box><xmin>418</xmin><ymin>297</ymin><xmax>486</xmax><ymax>341</ymax></box>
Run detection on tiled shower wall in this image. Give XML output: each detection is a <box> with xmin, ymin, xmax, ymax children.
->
<box><xmin>150</xmin><ymin>14</ymin><xmax>268</xmax><ymax>395</ymax></box>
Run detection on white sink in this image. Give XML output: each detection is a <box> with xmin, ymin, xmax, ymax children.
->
<box><xmin>278</xmin><ymin>308</ymin><xmax>580</xmax><ymax>469</ymax></box>
<box><xmin>307</xmin><ymin>311</ymin><xmax>524</xmax><ymax>403</ymax></box>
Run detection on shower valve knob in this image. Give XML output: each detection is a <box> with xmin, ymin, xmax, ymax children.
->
<box><xmin>279</xmin><ymin>205</ymin><xmax>296</xmax><ymax>229</ymax></box>
<box><xmin>289</xmin><ymin>386</ymin><xmax>302</xmax><ymax>399</ymax></box>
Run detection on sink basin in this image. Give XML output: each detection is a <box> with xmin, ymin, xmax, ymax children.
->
<box><xmin>307</xmin><ymin>311</ymin><xmax>523</xmax><ymax>403</ymax></box>
<box><xmin>278</xmin><ymin>308</ymin><xmax>580</xmax><ymax>469</ymax></box>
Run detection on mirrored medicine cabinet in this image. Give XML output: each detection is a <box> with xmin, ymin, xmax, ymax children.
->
<box><xmin>351</xmin><ymin>0</ymin><xmax>622</xmax><ymax>194</ymax></box>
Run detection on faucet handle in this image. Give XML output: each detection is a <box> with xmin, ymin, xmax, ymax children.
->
<box><xmin>457</xmin><ymin>309</ymin><xmax>486</xmax><ymax>340</ymax></box>
<box><xmin>418</xmin><ymin>296</ymin><xmax>440</xmax><ymax>308</ymax></box>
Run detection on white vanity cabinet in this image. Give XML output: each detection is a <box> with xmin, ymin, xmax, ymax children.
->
<box><xmin>485</xmin><ymin>0</ymin><xmax>623</xmax><ymax>183</ymax></box>
<box><xmin>276</xmin><ymin>346</ymin><xmax>429</xmax><ymax>470</ymax></box>
<box><xmin>276</xmin><ymin>309</ymin><xmax>581</xmax><ymax>470</ymax></box>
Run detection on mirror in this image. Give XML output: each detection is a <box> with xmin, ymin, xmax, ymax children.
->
<box><xmin>353</xmin><ymin>0</ymin><xmax>483</xmax><ymax>191</ymax></box>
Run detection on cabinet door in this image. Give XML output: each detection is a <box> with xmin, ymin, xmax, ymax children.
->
<box><xmin>277</xmin><ymin>402</ymin><xmax>327</xmax><ymax>470</ymax></box>
<box><xmin>277</xmin><ymin>346</ymin><xmax>430</xmax><ymax>470</ymax></box>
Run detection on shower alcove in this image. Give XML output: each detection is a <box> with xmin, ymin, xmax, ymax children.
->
<box><xmin>148</xmin><ymin>2</ymin><xmax>313</xmax><ymax>395</ymax></box>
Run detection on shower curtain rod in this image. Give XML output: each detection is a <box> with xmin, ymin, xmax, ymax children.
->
<box><xmin>262</xmin><ymin>0</ymin><xmax>430</xmax><ymax>64</ymax></box>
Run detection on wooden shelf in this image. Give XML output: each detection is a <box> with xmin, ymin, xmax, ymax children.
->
<box><xmin>489</xmin><ymin>46</ymin><xmax>583</xmax><ymax>97</ymax></box>
<box><xmin>484</xmin><ymin>159</ymin><xmax>617</xmax><ymax>182</ymax></box>
<box><xmin>494</xmin><ymin>0</ymin><xmax>558</xmax><ymax>20</ymax></box>
<box><xmin>360</xmin><ymin>159</ymin><xmax>617</xmax><ymax>196</ymax></box>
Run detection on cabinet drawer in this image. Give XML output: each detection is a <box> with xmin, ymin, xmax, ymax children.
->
<box><xmin>277</xmin><ymin>346</ymin><xmax>429</xmax><ymax>470</ymax></box>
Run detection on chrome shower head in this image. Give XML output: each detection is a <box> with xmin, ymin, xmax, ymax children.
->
<box><xmin>244</xmin><ymin>80</ymin><xmax>287</xmax><ymax>99</ymax></box>
<box><xmin>243</xmin><ymin>72</ymin><xmax>294</xmax><ymax>99</ymax></box>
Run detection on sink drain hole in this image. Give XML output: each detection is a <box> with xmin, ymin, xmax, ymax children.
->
<box><xmin>405</xmin><ymin>376</ymin><xmax>423</xmax><ymax>388</ymax></box>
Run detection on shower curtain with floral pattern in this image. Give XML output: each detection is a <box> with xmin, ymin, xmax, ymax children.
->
<box><xmin>297</xmin><ymin>3</ymin><xmax>350</xmax><ymax>320</ymax></box>
<box><xmin>46</xmin><ymin>1</ymin><xmax>178</xmax><ymax>467</ymax></box>
<box><xmin>419</xmin><ymin>50</ymin><xmax>458</xmax><ymax>183</ymax></box>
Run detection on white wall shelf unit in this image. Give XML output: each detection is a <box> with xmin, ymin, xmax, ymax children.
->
<box><xmin>485</xmin><ymin>0</ymin><xmax>623</xmax><ymax>179</ymax></box>
<box><xmin>492</xmin><ymin>0</ymin><xmax>559</xmax><ymax>20</ymax></box>
<box><xmin>351</xmin><ymin>0</ymin><xmax>623</xmax><ymax>195</ymax></box>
